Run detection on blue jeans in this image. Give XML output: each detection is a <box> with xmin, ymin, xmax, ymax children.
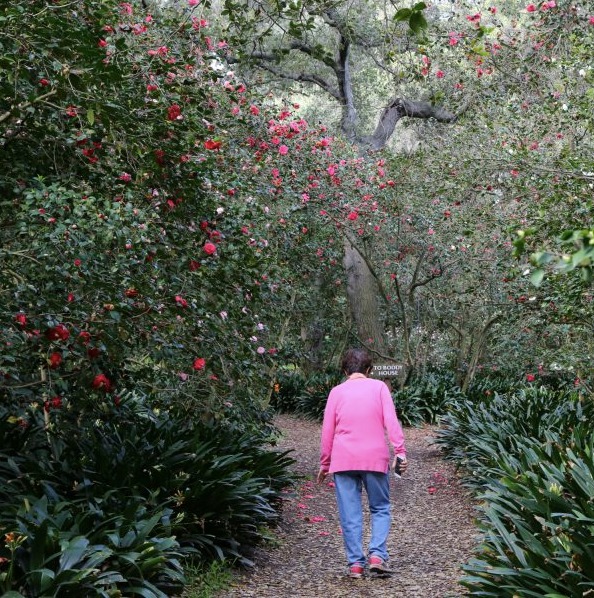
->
<box><xmin>333</xmin><ymin>471</ymin><xmax>391</xmax><ymax>566</ymax></box>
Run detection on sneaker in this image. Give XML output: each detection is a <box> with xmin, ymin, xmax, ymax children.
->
<box><xmin>348</xmin><ymin>564</ymin><xmax>365</xmax><ymax>579</ymax></box>
<box><xmin>368</xmin><ymin>555</ymin><xmax>392</xmax><ymax>577</ymax></box>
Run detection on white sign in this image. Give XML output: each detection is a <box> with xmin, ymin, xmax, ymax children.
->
<box><xmin>370</xmin><ymin>364</ymin><xmax>403</xmax><ymax>378</ymax></box>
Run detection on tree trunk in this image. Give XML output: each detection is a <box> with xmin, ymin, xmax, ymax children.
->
<box><xmin>343</xmin><ymin>237</ymin><xmax>388</xmax><ymax>353</ymax></box>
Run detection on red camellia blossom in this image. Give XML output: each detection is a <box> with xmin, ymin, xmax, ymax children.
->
<box><xmin>87</xmin><ymin>347</ymin><xmax>101</xmax><ymax>359</ymax></box>
<box><xmin>78</xmin><ymin>331</ymin><xmax>91</xmax><ymax>345</ymax></box>
<box><xmin>15</xmin><ymin>313</ymin><xmax>27</xmax><ymax>327</ymax></box>
<box><xmin>175</xmin><ymin>295</ymin><xmax>188</xmax><ymax>308</ymax></box>
<box><xmin>203</xmin><ymin>242</ymin><xmax>216</xmax><ymax>255</ymax></box>
<box><xmin>167</xmin><ymin>104</ymin><xmax>182</xmax><ymax>121</ymax></box>
<box><xmin>92</xmin><ymin>373</ymin><xmax>112</xmax><ymax>392</ymax></box>
<box><xmin>48</xmin><ymin>352</ymin><xmax>62</xmax><ymax>369</ymax></box>
<box><xmin>193</xmin><ymin>357</ymin><xmax>206</xmax><ymax>370</ymax></box>
<box><xmin>204</xmin><ymin>139</ymin><xmax>222</xmax><ymax>150</ymax></box>
<box><xmin>46</xmin><ymin>324</ymin><xmax>70</xmax><ymax>341</ymax></box>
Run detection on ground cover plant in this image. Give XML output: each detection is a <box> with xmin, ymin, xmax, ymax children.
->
<box><xmin>435</xmin><ymin>387</ymin><xmax>594</xmax><ymax>596</ymax></box>
<box><xmin>0</xmin><ymin>395</ymin><xmax>294</xmax><ymax>596</ymax></box>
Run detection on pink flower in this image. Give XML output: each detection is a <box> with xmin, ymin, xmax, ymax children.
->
<box><xmin>347</xmin><ymin>211</ymin><xmax>358</xmax><ymax>221</ymax></box>
<box><xmin>188</xmin><ymin>0</ymin><xmax>199</xmax><ymax>5</ymax></box>
<box><xmin>278</xmin><ymin>145</ymin><xmax>289</xmax><ymax>155</ymax></box>
<box><xmin>119</xmin><ymin>172</ymin><xmax>132</xmax><ymax>182</ymax></box>
<box><xmin>15</xmin><ymin>313</ymin><xmax>27</xmax><ymax>327</ymax></box>
<box><xmin>203</xmin><ymin>242</ymin><xmax>216</xmax><ymax>255</ymax></box>
<box><xmin>74</xmin><ymin>258</ymin><xmax>82</xmax><ymax>267</ymax></box>
<box><xmin>98</xmin><ymin>39</ymin><xmax>108</xmax><ymax>48</ymax></box>
<box><xmin>589</xmin><ymin>16</ymin><xmax>594</xmax><ymax>25</ymax></box>
<box><xmin>526</xmin><ymin>373</ymin><xmax>536</xmax><ymax>382</ymax></box>
<box><xmin>193</xmin><ymin>357</ymin><xmax>206</xmax><ymax>370</ymax></box>
<box><xmin>428</xmin><ymin>228</ymin><xmax>435</xmax><ymax>235</ymax></box>
<box><xmin>174</xmin><ymin>295</ymin><xmax>188</xmax><ymax>308</ymax></box>
<box><xmin>249</xmin><ymin>105</ymin><xmax>260</xmax><ymax>115</ymax></box>
<box><xmin>257</xmin><ymin>346</ymin><xmax>266</xmax><ymax>355</ymax></box>
<box><xmin>526</xmin><ymin>3</ymin><xmax>536</xmax><ymax>11</ymax></box>
<box><xmin>436</xmin><ymin>70</ymin><xmax>445</xmax><ymax>78</ymax></box>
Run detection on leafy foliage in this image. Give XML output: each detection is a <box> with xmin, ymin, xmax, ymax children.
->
<box><xmin>434</xmin><ymin>387</ymin><xmax>594</xmax><ymax>594</ymax></box>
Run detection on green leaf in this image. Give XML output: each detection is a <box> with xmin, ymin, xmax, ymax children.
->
<box><xmin>87</xmin><ymin>108</ymin><xmax>95</xmax><ymax>125</ymax></box>
<box><xmin>394</xmin><ymin>8</ymin><xmax>412</xmax><ymax>21</ymax></box>
<box><xmin>530</xmin><ymin>269</ymin><xmax>545</xmax><ymax>287</ymax></box>
<box><xmin>409</xmin><ymin>11</ymin><xmax>427</xmax><ymax>33</ymax></box>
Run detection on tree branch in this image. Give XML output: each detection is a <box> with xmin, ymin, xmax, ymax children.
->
<box><xmin>247</xmin><ymin>61</ymin><xmax>342</xmax><ymax>100</ymax></box>
<box><xmin>363</xmin><ymin>97</ymin><xmax>457</xmax><ymax>150</ymax></box>
<box><xmin>0</xmin><ymin>89</ymin><xmax>58</xmax><ymax>125</ymax></box>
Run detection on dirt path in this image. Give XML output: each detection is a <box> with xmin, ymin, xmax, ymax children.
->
<box><xmin>217</xmin><ymin>414</ymin><xmax>477</xmax><ymax>597</ymax></box>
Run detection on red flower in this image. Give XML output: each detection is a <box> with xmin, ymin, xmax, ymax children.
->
<box><xmin>193</xmin><ymin>357</ymin><xmax>206</xmax><ymax>370</ymax></box>
<box><xmin>39</xmin><ymin>78</ymin><xmax>50</xmax><ymax>87</ymax></box>
<box><xmin>249</xmin><ymin>105</ymin><xmax>260</xmax><ymax>115</ymax></box>
<box><xmin>92</xmin><ymin>373</ymin><xmax>112</xmax><ymax>392</ymax></box>
<box><xmin>167</xmin><ymin>104</ymin><xmax>182</xmax><ymax>121</ymax></box>
<box><xmin>87</xmin><ymin>347</ymin><xmax>101</xmax><ymax>359</ymax></box>
<box><xmin>46</xmin><ymin>324</ymin><xmax>70</xmax><ymax>341</ymax></box>
<box><xmin>526</xmin><ymin>373</ymin><xmax>536</xmax><ymax>382</ymax></box>
<box><xmin>203</xmin><ymin>242</ymin><xmax>216</xmax><ymax>255</ymax></box>
<box><xmin>124</xmin><ymin>288</ymin><xmax>139</xmax><ymax>298</ymax></box>
<box><xmin>78</xmin><ymin>331</ymin><xmax>91</xmax><ymax>345</ymax></box>
<box><xmin>347</xmin><ymin>211</ymin><xmax>358</xmax><ymax>221</ymax></box>
<box><xmin>189</xmin><ymin>259</ymin><xmax>201</xmax><ymax>271</ymax></box>
<box><xmin>65</xmin><ymin>105</ymin><xmax>78</xmax><ymax>117</ymax></box>
<box><xmin>204</xmin><ymin>139</ymin><xmax>222</xmax><ymax>150</ymax></box>
<box><xmin>119</xmin><ymin>172</ymin><xmax>132</xmax><ymax>182</ymax></box>
<box><xmin>51</xmin><ymin>396</ymin><xmax>62</xmax><ymax>409</ymax></box>
<box><xmin>175</xmin><ymin>295</ymin><xmax>188</xmax><ymax>308</ymax></box>
<box><xmin>74</xmin><ymin>258</ymin><xmax>82</xmax><ymax>267</ymax></box>
<box><xmin>48</xmin><ymin>352</ymin><xmax>62</xmax><ymax>369</ymax></box>
<box><xmin>15</xmin><ymin>313</ymin><xmax>27</xmax><ymax>327</ymax></box>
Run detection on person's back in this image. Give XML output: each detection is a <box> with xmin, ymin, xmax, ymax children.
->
<box><xmin>318</xmin><ymin>348</ymin><xmax>408</xmax><ymax>579</ymax></box>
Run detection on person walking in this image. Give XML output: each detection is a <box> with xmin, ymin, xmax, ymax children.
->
<box><xmin>317</xmin><ymin>348</ymin><xmax>408</xmax><ymax>579</ymax></box>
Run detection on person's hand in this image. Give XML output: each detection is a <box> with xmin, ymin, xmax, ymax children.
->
<box><xmin>392</xmin><ymin>455</ymin><xmax>408</xmax><ymax>475</ymax></box>
<box><xmin>317</xmin><ymin>467</ymin><xmax>329</xmax><ymax>484</ymax></box>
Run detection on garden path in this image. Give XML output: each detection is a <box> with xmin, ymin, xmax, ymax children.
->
<box><xmin>217</xmin><ymin>414</ymin><xmax>477</xmax><ymax>598</ymax></box>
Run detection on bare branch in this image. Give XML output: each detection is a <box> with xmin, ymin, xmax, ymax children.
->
<box><xmin>255</xmin><ymin>62</ymin><xmax>341</xmax><ymax>99</ymax></box>
<box><xmin>363</xmin><ymin>97</ymin><xmax>457</xmax><ymax>150</ymax></box>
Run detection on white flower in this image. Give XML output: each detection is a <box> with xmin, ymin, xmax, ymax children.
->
<box><xmin>216</xmin><ymin>207</ymin><xmax>224</xmax><ymax>215</ymax></box>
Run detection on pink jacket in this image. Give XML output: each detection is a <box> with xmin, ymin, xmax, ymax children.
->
<box><xmin>320</xmin><ymin>377</ymin><xmax>406</xmax><ymax>474</ymax></box>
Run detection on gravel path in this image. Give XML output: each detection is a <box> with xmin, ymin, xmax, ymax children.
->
<box><xmin>217</xmin><ymin>414</ymin><xmax>477</xmax><ymax>598</ymax></box>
